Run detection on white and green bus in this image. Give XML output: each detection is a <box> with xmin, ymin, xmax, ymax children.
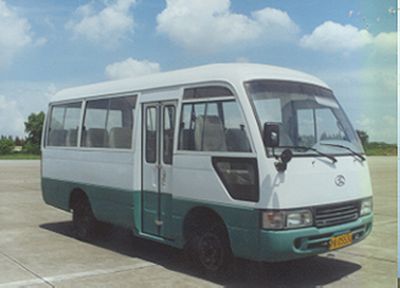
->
<box><xmin>41</xmin><ymin>63</ymin><xmax>373</xmax><ymax>273</ymax></box>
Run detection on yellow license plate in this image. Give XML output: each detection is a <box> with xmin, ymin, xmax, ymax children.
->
<box><xmin>329</xmin><ymin>233</ymin><xmax>352</xmax><ymax>250</ymax></box>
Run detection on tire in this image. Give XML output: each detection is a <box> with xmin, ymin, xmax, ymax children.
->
<box><xmin>189</xmin><ymin>223</ymin><xmax>233</xmax><ymax>276</ymax></box>
<box><xmin>72</xmin><ymin>196</ymin><xmax>97</xmax><ymax>241</ymax></box>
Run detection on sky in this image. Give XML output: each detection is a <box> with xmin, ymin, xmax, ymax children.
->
<box><xmin>0</xmin><ymin>0</ymin><xmax>397</xmax><ymax>143</ymax></box>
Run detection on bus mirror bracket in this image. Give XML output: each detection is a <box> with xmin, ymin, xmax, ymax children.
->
<box><xmin>274</xmin><ymin>149</ymin><xmax>293</xmax><ymax>172</ymax></box>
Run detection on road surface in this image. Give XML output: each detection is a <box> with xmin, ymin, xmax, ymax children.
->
<box><xmin>0</xmin><ymin>157</ymin><xmax>396</xmax><ymax>287</ymax></box>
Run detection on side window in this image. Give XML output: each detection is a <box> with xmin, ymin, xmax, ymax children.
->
<box><xmin>82</xmin><ymin>96</ymin><xmax>136</xmax><ymax>148</ymax></box>
<box><xmin>82</xmin><ymin>99</ymin><xmax>108</xmax><ymax>147</ymax></box>
<box><xmin>47</xmin><ymin>102</ymin><xmax>81</xmax><ymax>147</ymax></box>
<box><xmin>146</xmin><ymin>107</ymin><xmax>157</xmax><ymax>163</ymax></box>
<box><xmin>178</xmin><ymin>100</ymin><xmax>251</xmax><ymax>152</ymax></box>
<box><xmin>163</xmin><ymin>105</ymin><xmax>176</xmax><ymax>164</ymax></box>
<box><xmin>108</xmin><ymin>97</ymin><xmax>135</xmax><ymax>149</ymax></box>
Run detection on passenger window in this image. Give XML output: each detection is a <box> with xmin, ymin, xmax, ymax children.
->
<box><xmin>47</xmin><ymin>102</ymin><xmax>81</xmax><ymax>147</ymax></box>
<box><xmin>163</xmin><ymin>105</ymin><xmax>175</xmax><ymax>164</ymax></box>
<box><xmin>146</xmin><ymin>107</ymin><xmax>157</xmax><ymax>163</ymax></box>
<box><xmin>82</xmin><ymin>99</ymin><xmax>108</xmax><ymax>147</ymax></box>
<box><xmin>82</xmin><ymin>96</ymin><xmax>136</xmax><ymax>148</ymax></box>
<box><xmin>108</xmin><ymin>97</ymin><xmax>135</xmax><ymax>149</ymax></box>
<box><xmin>178</xmin><ymin>100</ymin><xmax>251</xmax><ymax>152</ymax></box>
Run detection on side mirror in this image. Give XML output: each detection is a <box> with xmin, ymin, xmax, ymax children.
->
<box><xmin>263</xmin><ymin>123</ymin><xmax>280</xmax><ymax>147</ymax></box>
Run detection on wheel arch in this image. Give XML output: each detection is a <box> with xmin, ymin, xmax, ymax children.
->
<box><xmin>182</xmin><ymin>206</ymin><xmax>231</xmax><ymax>247</ymax></box>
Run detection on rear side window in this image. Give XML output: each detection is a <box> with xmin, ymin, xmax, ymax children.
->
<box><xmin>178</xmin><ymin>100</ymin><xmax>251</xmax><ymax>152</ymax></box>
<box><xmin>82</xmin><ymin>95</ymin><xmax>136</xmax><ymax>148</ymax></box>
<box><xmin>47</xmin><ymin>102</ymin><xmax>81</xmax><ymax>147</ymax></box>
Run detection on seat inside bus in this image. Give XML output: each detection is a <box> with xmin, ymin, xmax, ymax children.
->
<box><xmin>66</xmin><ymin>129</ymin><xmax>78</xmax><ymax>146</ymax></box>
<box><xmin>195</xmin><ymin>115</ymin><xmax>227</xmax><ymax>151</ymax></box>
<box><xmin>225</xmin><ymin>128</ymin><xmax>251</xmax><ymax>152</ymax></box>
<box><xmin>48</xmin><ymin>129</ymin><xmax>67</xmax><ymax>146</ymax></box>
<box><xmin>85</xmin><ymin>128</ymin><xmax>109</xmax><ymax>147</ymax></box>
<box><xmin>109</xmin><ymin>127</ymin><xmax>132</xmax><ymax>149</ymax></box>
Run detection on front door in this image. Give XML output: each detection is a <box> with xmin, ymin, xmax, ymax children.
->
<box><xmin>142</xmin><ymin>101</ymin><xmax>176</xmax><ymax>238</ymax></box>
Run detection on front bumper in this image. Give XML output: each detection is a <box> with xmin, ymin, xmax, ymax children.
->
<box><xmin>257</xmin><ymin>213</ymin><xmax>373</xmax><ymax>262</ymax></box>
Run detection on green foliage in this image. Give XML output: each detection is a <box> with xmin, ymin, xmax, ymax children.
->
<box><xmin>22</xmin><ymin>142</ymin><xmax>41</xmax><ymax>154</ymax></box>
<box><xmin>0</xmin><ymin>136</ymin><xmax>15</xmax><ymax>155</ymax></box>
<box><xmin>24</xmin><ymin>111</ymin><xmax>45</xmax><ymax>154</ymax></box>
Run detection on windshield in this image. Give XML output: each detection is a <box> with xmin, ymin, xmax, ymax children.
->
<box><xmin>245</xmin><ymin>80</ymin><xmax>364</xmax><ymax>156</ymax></box>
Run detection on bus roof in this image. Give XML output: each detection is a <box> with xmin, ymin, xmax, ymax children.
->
<box><xmin>52</xmin><ymin>63</ymin><xmax>330</xmax><ymax>102</ymax></box>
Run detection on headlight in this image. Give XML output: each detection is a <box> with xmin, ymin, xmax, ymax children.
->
<box><xmin>360</xmin><ymin>198</ymin><xmax>373</xmax><ymax>216</ymax></box>
<box><xmin>286</xmin><ymin>210</ymin><xmax>313</xmax><ymax>228</ymax></box>
<box><xmin>262</xmin><ymin>209</ymin><xmax>313</xmax><ymax>230</ymax></box>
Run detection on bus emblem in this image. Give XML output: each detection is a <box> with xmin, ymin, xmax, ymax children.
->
<box><xmin>335</xmin><ymin>175</ymin><xmax>346</xmax><ymax>187</ymax></box>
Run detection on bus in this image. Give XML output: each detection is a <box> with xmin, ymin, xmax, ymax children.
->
<box><xmin>41</xmin><ymin>63</ymin><xmax>373</xmax><ymax>273</ymax></box>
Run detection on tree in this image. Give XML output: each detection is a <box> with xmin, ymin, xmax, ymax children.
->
<box><xmin>24</xmin><ymin>112</ymin><xmax>45</xmax><ymax>154</ymax></box>
<box><xmin>15</xmin><ymin>136</ymin><xmax>22</xmax><ymax>146</ymax></box>
<box><xmin>356</xmin><ymin>130</ymin><xmax>369</xmax><ymax>148</ymax></box>
<box><xmin>0</xmin><ymin>137</ymin><xmax>15</xmax><ymax>155</ymax></box>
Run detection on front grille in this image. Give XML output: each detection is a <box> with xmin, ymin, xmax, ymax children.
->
<box><xmin>314</xmin><ymin>201</ymin><xmax>360</xmax><ymax>228</ymax></box>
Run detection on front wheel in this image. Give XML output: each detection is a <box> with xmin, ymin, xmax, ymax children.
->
<box><xmin>190</xmin><ymin>223</ymin><xmax>233</xmax><ymax>275</ymax></box>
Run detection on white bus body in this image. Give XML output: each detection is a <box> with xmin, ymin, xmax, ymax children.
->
<box><xmin>41</xmin><ymin>63</ymin><xmax>373</xmax><ymax>272</ymax></box>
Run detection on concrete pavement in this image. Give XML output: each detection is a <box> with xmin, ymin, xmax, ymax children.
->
<box><xmin>0</xmin><ymin>157</ymin><xmax>396</xmax><ymax>287</ymax></box>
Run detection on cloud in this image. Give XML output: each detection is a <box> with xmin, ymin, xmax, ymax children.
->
<box><xmin>300</xmin><ymin>21</ymin><xmax>397</xmax><ymax>55</ymax></box>
<box><xmin>0</xmin><ymin>82</ymin><xmax>57</xmax><ymax>137</ymax></box>
<box><xmin>0</xmin><ymin>0</ymin><xmax>32</xmax><ymax>67</ymax></box>
<box><xmin>105</xmin><ymin>58</ymin><xmax>160</xmax><ymax>80</ymax></box>
<box><xmin>318</xmin><ymin>66</ymin><xmax>397</xmax><ymax>143</ymax></box>
<box><xmin>373</xmin><ymin>32</ymin><xmax>397</xmax><ymax>54</ymax></box>
<box><xmin>156</xmin><ymin>0</ymin><xmax>298</xmax><ymax>52</ymax></box>
<box><xmin>300</xmin><ymin>21</ymin><xmax>373</xmax><ymax>53</ymax></box>
<box><xmin>0</xmin><ymin>95</ymin><xmax>25</xmax><ymax>137</ymax></box>
<box><xmin>34</xmin><ymin>37</ymin><xmax>48</xmax><ymax>47</ymax></box>
<box><xmin>66</xmin><ymin>0</ymin><xmax>136</xmax><ymax>47</ymax></box>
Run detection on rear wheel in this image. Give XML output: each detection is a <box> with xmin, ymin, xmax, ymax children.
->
<box><xmin>72</xmin><ymin>196</ymin><xmax>97</xmax><ymax>240</ymax></box>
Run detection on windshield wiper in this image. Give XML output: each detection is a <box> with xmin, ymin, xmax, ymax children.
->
<box><xmin>319</xmin><ymin>143</ymin><xmax>366</xmax><ymax>162</ymax></box>
<box><xmin>278</xmin><ymin>146</ymin><xmax>337</xmax><ymax>164</ymax></box>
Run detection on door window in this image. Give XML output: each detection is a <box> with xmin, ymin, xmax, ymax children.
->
<box><xmin>146</xmin><ymin>106</ymin><xmax>157</xmax><ymax>163</ymax></box>
<box><xmin>178</xmin><ymin>100</ymin><xmax>251</xmax><ymax>152</ymax></box>
<box><xmin>163</xmin><ymin>105</ymin><xmax>175</xmax><ymax>164</ymax></box>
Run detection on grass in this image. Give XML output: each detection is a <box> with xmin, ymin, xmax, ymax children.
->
<box><xmin>0</xmin><ymin>142</ymin><xmax>396</xmax><ymax>160</ymax></box>
<box><xmin>0</xmin><ymin>153</ymin><xmax>40</xmax><ymax>160</ymax></box>
<box><xmin>364</xmin><ymin>142</ymin><xmax>397</xmax><ymax>156</ymax></box>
